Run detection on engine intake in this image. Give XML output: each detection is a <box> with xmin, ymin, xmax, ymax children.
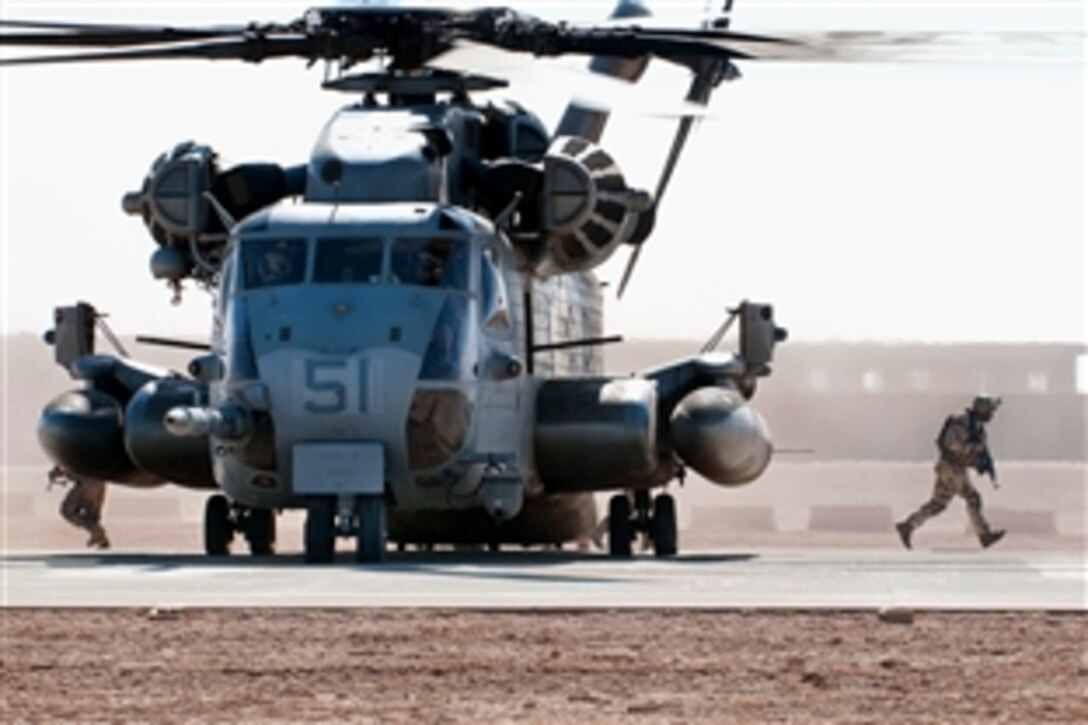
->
<box><xmin>123</xmin><ymin>142</ymin><xmax>302</xmax><ymax>295</ymax></box>
<box><xmin>123</xmin><ymin>141</ymin><xmax>217</xmax><ymax>252</ymax></box>
<box><xmin>534</xmin><ymin>136</ymin><xmax>651</xmax><ymax>275</ymax></box>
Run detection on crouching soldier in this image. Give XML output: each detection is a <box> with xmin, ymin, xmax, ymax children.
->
<box><xmin>896</xmin><ymin>396</ymin><xmax>1005</xmax><ymax>550</ymax></box>
<box><xmin>48</xmin><ymin>466</ymin><xmax>110</xmax><ymax>549</ymax></box>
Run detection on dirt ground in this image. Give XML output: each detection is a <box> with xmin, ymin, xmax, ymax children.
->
<box><xmin>2</xmin><ymin>609</ymin><xmax>1086</xmax><ymax>722</ymax></box>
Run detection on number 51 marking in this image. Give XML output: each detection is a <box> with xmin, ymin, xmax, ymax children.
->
<box><xmin>301</xmin><ymin>358</ymin><xmax>371</xmax><ymax>415</ymax></box>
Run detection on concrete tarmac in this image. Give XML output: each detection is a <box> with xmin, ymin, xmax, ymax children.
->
<box><xmin>3</xmin><ymin>548</ymin><xmax>1084</xmax><ymax>609</ymax></box>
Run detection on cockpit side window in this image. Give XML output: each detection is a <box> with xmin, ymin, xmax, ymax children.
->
<box><xmin>480</xmin><ymin>246</ymin><xmax>511</xmax><ymax>333</ymax></box>
<box><xmin>391</xmin><ymin>238</ymin><xmax>469</xmax><ymax>290</ymax></box>
<box><xmin>241</xmin><ymin>238</ymin><xmax>308</xmax><ymax>290</ymax></box>
<box><xmin>314</xmin><ymin>237</ymin><xmax>383</xmax><ymax>284</ymax></box>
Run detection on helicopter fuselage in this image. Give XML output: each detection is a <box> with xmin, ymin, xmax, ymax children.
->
<box><xmin>201</xmin><ymin>201</ymin><xmax>536</xmax><ymax>518</ymax></box>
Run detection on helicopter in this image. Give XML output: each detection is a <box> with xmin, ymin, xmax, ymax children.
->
<box><xmin>7</xmin><ymin>1</ymin><xmax>1043</xmax><ymax>562</ymax></box>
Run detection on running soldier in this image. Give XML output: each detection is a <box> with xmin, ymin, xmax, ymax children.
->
<box><xmin>896</xmin><ymin>396</ymin><xmax>1005</xmax><ymax>550</ymax></box>
<box><xmin>48</xmin><ymin>466</ymin><xmax>110</xmax><ymax>549</ymax></box>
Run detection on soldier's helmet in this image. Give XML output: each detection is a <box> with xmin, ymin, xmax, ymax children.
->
<box><xmin>971</xmin><ymin>395</ymin><xmax>1001</xmax><ymax>418</ymax></box>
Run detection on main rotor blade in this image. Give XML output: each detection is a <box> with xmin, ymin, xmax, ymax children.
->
<box><xmin>440</xmin><ymin>41</ymin><xmax>713</xmax><ymax>118</ymax></box>
<box><xmin>0</xmin><ymin>37</ymin><xmax>314</xmax><ymax>67</ymax></box>
<box><xmin>615</xmin><ymin>242</ymin><xmax>643</xmax><ymax>300</ymax></box>
<box><xmin>462</xmin><ymin>18</ymin><xmax>768</xmax><ymax>65</ymax></box>
<box><xmin>0</xmin><ymin>19</ymin><xmax>255</xmax><ymax>47</ymax></box>
<box><xmin>0</xmin><ymin>18</ymin><xmax>248</xmax><ymax>33</ymax></box>
<box><xmin>556</xmin><ymin>24</ymin><xmax>1081</xmax><ymax>63</ymax></box>
<box><xmin>701</xmin><ymin>29</ymin><xmax>1084</xmax><ymax>63</ymax></box>
<box><xmin>615</xmin><ymin>113</ymin><xmax>700</xmax><ymax>299</ymax></box>
<box><xmin>2</xmin><ymin>8</ymin><xmax>1078</xmax><ymax>72</ymax></box>
<box><xmin>459</xmin><ymin>9</ymin><xmax>1081</xmax><ymax>66</ymax></box>
<box><xmin>0</xmin><ymin>31</ymin><xmax>245</xmax><ymax>49</ymax></box>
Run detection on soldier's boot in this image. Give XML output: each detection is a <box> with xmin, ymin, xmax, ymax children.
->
<box><xmin>895</xmin><ymin>521</ymin><xmax>913</xmax><ymax>550</ymax></box>
<box><xmin>979</xmin><ymin>529</ymin><xmax>1005</xmax><ymax>549</ymax></box>
<box><xmin>87</xmin><ymin>525</ymin><xmax>110</xmax><ymax>550</ymax></box>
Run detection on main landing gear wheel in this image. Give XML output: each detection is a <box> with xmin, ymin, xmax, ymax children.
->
<box><xmin>245</xmin><ymin>508</ymin><xmax>276</xmax><ymax>556</ymax></box>
<box><xmin>607</xmin><ymin>490</ymin><xmax>679</xmax><ymax>558</ymax></box>
<box><xmin>204</xmin><ymin>494</ymin><xmax>233</xmax><ymax>556</ymax></box>
<box><xmin>304</xmin><ymin>496</ymin><xmax>336</xmax><ymax>564</ymax></box>
<box><xmin>355</xmin><ymin>495</ymin><xmax>387</xmax><ymax>564</ymax></box>
<box><xmin>608</xmin><ymin>494</ymin><xmax>633</xmax><ymax>557</ymax></box>
<box><xmin>652</xmin><ymin>494</ymin><xmax>678</xmax><ymax>557</ymax></box>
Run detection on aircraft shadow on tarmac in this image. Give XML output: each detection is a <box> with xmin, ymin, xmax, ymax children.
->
<box><xmin>9</xmin><ymin>550</ymin><xmax>757</xmax><ymax>578</ymax></box>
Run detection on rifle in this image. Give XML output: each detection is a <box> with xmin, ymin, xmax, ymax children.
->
<box><xmin>975</xmin><ymin>448</ymin><xmax>998</xmax><ymax>488</ymax></box>
<box><xmin>45</xmin><ymin>465</ymin><xmax>69</xmax><ymax>491</ymax></box>
<box><xmin>968</xmin><ymin>416</ymin><xmax>999</xmax><ymax>489</ymax></box>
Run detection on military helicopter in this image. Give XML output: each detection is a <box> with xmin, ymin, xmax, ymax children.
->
<box><xmin>7</xmin><ymin>1</ymin><xmax>1016</xmax><ymax>562</ymax></box>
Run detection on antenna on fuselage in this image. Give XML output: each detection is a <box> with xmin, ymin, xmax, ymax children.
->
<box><xmin>202</xmin><ymin>191</ymin><xmax>237</xmax><ymax>230</ymax></box>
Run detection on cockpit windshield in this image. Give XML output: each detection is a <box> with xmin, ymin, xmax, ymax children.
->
<box><xmin>391</xmin><ymin>238</ymin><xmax>469</xmax><ymax>290</ymax></box>
<box><xmin>314</xmin><ymin>237</ymin><xmax>383</xmax><ymax>284</ymax></box>
<box><xmin>241</xmin><ymin>238</ymin><xmax>307</xmax><ymax>289</ymax></box>
<box><xmin>238</xmin><ymin>234</ymin><xmax>473</xmax><ymax>292</ymax></box>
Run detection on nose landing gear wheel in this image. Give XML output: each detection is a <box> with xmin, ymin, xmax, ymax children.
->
<box><xmin>608</xmin><ymin>494</ymin><xmax>633</xmax><ymax>557</ymax></box>
<box><xmin>204</xmin><ymin>494</ymin><xmax>233</xmax><ymax>556</ymax></box>
<box><xmin>304</xmin><ymin>496</ymin><xmax>336</xmax><ymax>564</ymax></box>
<box><xmin>355</xmin><ymin>495</ymin><xmax>387</xmax><ymax>564</ymax></box>
<box><xmin>245</xmin><ymin>508</ymin><xmax>276</xmax><ymax>556</ymax></box>
<box><xmin>652</xmin><ymin>493</ymin><xmax>677</xmax><ymax>557</ymax></box>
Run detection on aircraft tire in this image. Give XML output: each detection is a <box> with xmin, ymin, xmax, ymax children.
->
<box><xmin>204</xmin><ymin>494</ymin><xmax>233</xmax><ymax>556</ymax></box>
<box><xmin>355</xmin><ymin>495</ymin><xmax>387</xmax><ymax>564</ymax></box>
<box><xmin>608</xmin><ymin>494</ymin><xmax>633</xmax><ymax>557</ymax></box>
<box><xmin>246</xmin><ymin>508</ymin><xmax>276</xmax><ymax>556</ymax></box>
<box><xmin>304</xmin><ymin>497</ymin><xmax>336</xmax><ymax>564</ymax></box>
<box><xmin>652</xmin><ymin>494</ymin><xmax>678</xmax><ymax>557</ymax></box>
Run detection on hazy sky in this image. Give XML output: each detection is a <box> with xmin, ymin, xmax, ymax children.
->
<box><xmin>1</xmin><ymin>0</ymin><xmax>1083</xmax><ymax>343</ymax></box>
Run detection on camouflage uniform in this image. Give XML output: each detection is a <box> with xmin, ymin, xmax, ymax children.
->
<box><xmin>896</xmin><ymin>396</ymin><xmax>1005</xmax><ymax>549</ymax></box>
<box><xmin>51</xmin><ymin>467</ymin><xmax>110</xmax><ymax>549</ymax></box>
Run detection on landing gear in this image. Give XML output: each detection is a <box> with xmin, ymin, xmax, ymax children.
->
<box><xmin>304</xmin><ymin>496</ymin><xmax>336</xmax><ymax>564</ymax></box>
<box><xmin>204</xmin><ymin>495</ymin><xmax>232</xmax><ymax>555</ymax></box>
<box><xmin>204</xmin><ymin>495</ymin><xmax>278</xmax><ymax>557</ymax></box>
<box><xmin>355</xmin><ymin>495</ymin><xmax>386</xmax><ymax>564</ymax></box>
<box><xmin>652</xmin><ymin>494</ymin><xmax>678</xmax><ymax>557</ymax></box>
<box><xmin>608</xmin><ymin>494</ymin><xmax>633</xmax><ymax>557</ymax></box>
<box><xmin>245</xmin><ymin>507</ymin><xmax>276</xmax><ymax>556</ymax></box>
<box><xmin>606</xmin><ymin>490</ymin><xmax>679</xmax><ymax>558</ymax></box>
<box><xmin>303</xmin><ymin>494</ymin><xmax>388</xmax><ymax>564</ymax></box>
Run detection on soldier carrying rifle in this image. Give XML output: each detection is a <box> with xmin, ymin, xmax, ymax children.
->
<box><xmin>896</xmin><ymin>396</ymin><xmax>1005</xmax><ymax>550</ymax></box>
